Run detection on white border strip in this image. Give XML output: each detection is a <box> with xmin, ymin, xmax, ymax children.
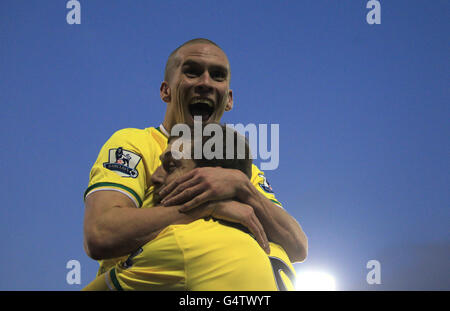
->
<box><xmin>85</xmin><ymin>188</ymin><xmax>139</xmax><ymax>208</ymax></box>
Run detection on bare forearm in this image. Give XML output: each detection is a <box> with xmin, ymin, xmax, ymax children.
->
<box><xmin>84</xmin><ymin>204</ymin><xmax>190</xmax><ymax>260</ymax></box>
<box><xmin>239</xmin><ymin>181</ymin><xmax>308</xmax><ymax>263</ymax></box>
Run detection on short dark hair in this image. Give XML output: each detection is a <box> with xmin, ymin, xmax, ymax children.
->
<box><xmin>164</xmin><ymin>38</ymin><xmax>227</xmax><ymax>83</ymax></box>
<box><xmin>168</xmin><ymin>123</ymin><xmax>252</xmax><ymax>179</ymax></box>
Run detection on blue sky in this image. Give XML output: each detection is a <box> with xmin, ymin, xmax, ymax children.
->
<box><xmin>0</xmin><ymin>0</ymin><xmax>448</xmax><ymax>290</ymax></box>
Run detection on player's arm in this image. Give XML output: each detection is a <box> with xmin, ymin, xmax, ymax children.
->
<box><xmin>83</xmin><ymin>190</ymin><xmax>210</xmax><ymax>260</ymax></box>
<box><xmin>237</xmin><ymin>178</ymin><xmax>308</xmax><ymax>263</ymax></box>
<box><xmin>83</xmin><ymin>190</ymin><xmax>270</xmax><ymax>260</ymax></box>
<box><xmin>158</xmin><ymin>167</ymin><xmax>308</xmax><ymax>263</ymax></box>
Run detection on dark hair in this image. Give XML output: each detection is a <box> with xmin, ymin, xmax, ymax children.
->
<box><xmin>168</xmin><ymin>123</ymin><xmax>252</xmax><ymax>179</ymax></box>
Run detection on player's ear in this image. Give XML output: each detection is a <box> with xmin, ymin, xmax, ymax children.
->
<box><xmin>225</xmin><ymin>89</ymin><xmax>233</xmax><ymax>111</ymax></box>
<box><xmin>160</xmin><ymin>81</ymin><xmax>171</xmax><ymax>103</ymax></box>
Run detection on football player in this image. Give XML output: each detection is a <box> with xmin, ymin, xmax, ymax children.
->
<box><xmin>83</xmin><ymin>38</ymin><xmax>307</xmax><ymax>290</ymax></box>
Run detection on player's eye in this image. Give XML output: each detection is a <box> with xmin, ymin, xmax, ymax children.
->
<box><xmin>210</xmin><ymin>70</ymin><xmax>226</xmax><ymax>81</ymax></box>
<box><xmin>183</xmin><ymin>67</ymin><xmax>202</xmax><ymax>78</ymax></box>
<box><xmin>164</xmin><ymin>161</ymin><xmax>177</xmax><ymax>174</ymax></box>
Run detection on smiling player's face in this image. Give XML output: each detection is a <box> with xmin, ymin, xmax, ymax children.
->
<box><xmin>150</xmin><ymin>140</ymin><xmax>196</xmax><ymax>204</ymax></box>
<box><xmin>161</xmin><ymin>43</ymin><xmax>233</xmax><ymax>127</ymax></box>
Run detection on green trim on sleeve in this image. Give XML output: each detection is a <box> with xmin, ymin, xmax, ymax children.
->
<box><xmin>84</xmin><ymin>182</ymin><xmax>143</xmax><ymax>207</ymax></box>
<box><xmin>109</xmin><ymin>268</ymin><xmax>124</xmax><ymax>291</ymax></box>
<box><xmin>270</xmin><ymin>199</ymin><xmax>282</xmax><ymax>207</ymax></box>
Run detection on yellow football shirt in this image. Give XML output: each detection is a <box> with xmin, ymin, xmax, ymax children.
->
<box><xmin>84</xmin><ymin>126</ymin><xmax>291</xmax><ymax>289</ymax></box>
<box><xmin>83</xmin><ymin>218</ymin><xmax>296</xmax><ymax>291</ymax></box>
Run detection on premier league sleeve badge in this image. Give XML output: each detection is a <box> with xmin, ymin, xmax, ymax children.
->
<box><xmin>258</xmin><ymin>173</ymin><xmax>274</xmax><ymax>193</ymax></box>
<box><xmin>103</xmin><ymin>147</ymin><xmax>142</xmax><ymax>178</ymax></box>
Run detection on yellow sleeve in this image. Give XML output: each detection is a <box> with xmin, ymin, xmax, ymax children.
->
<box><xmin>250</xmin><ymin>164</ymin><xmax>283</xmax><ymax>208</ymax></box>
<box><xmin>84</xmin><ymin>128</ymin><xmax>148</xmax><ymax>208</ymax></box>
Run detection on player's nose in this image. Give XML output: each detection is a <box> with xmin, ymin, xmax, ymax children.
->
<box><xmin>194</xmin><ymin>72</ymin><xmax>213</xmax><ymax>94</ymax></box>
<box><xmin>151</xmin><ymin>166</ymin><xmax>166</xmax><ymax>188</ymax></box>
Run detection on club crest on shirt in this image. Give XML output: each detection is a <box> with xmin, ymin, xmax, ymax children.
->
<box><xmin>258</xmin><ymin>173</ymin><xmax>274</xmax><ymax>193</ymax></box>
<box><xmin>103</xmin><ymin>147</ymin><xmax>141</xmax><ymax>178</ymax></box>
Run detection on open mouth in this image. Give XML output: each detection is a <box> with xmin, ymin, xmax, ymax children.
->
<box><xmin>188</xmin><ymin>98</ymin><xmax>214</xmax><ymax>122</ymax></box>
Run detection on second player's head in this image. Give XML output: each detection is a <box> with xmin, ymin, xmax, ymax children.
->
<box><xmin>151</xmin><ymin>124</ymin><xmax>251</xmax><ymax>204</ymax></box>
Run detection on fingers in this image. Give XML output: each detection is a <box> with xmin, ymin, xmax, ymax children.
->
<box><xmin>179</xmin><ymin>191</ymin><xmax>213</xmax><ymax>212</ymax></box>
<box><xmin>158</xmin><ymin>170</ymin><xmax>196</xmax><ymax>198</ymax></box>
<box><xmin>210</xmin><ymin>201</ymin><xmax>270</xmax><ymax>254</ymax></box>
<box><xmin>243</xmin><ymin>212</ymin><xmax>270</xmax><ymax>254</ymax></box>
<box><xmin>162</xmin><ymin>184</ymin><xmax>205</xmax><ymax>207</ymax></box>
<box><xmin>160</xmin><ymin>177</ymin><xmax>200</xmax><ymax>205</ymax></box>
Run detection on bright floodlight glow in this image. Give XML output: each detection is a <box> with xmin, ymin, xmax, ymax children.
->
<box><xmin>295</xmin><ymin>271</ymin><xmax>337</xmax><ymax>291</ymax></box>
